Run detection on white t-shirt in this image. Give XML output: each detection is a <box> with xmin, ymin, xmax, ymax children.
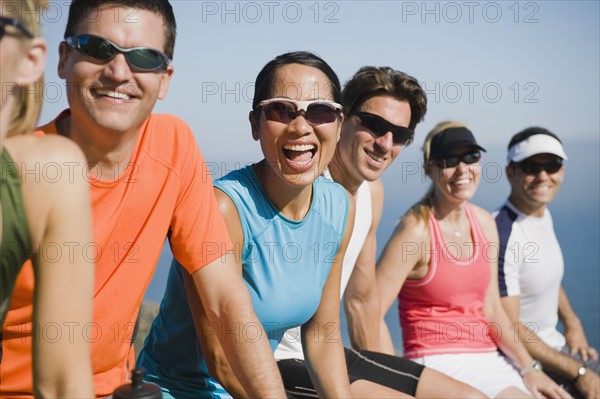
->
<box><xmin>493</xmin><ymin>201</ymin><xmax>566</xmax><ymax>350</ymax></box>
<box><xmin>275</xmin><ymin>181</ymin><xmax>372</xmax><ymax>360</ymax></box>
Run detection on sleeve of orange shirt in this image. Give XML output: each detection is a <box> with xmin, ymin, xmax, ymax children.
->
<box><xmin>165</xmin><ymin>117</ymin><xmax>233</xmax><ymax>274</ymax></box>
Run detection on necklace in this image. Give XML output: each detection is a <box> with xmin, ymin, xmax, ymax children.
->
<box><xmin>442</xmin><ymin>219</ymin><xmax>463</xmax><ymax>238</ymax></box>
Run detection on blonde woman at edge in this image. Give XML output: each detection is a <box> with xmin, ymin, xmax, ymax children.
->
<box><xmin>376</xmin><ymin>121</ymin><xmax>571</xmax><ymax>399</ymax></box>
<box><xmin>0</xmin><ymin>1</ymin><xmax>94</xmax><ymax>396</ymax></box>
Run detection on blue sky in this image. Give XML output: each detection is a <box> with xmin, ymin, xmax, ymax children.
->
<box><xmin>39</xmin><ymin>1</ymin><xmax>599</xmax><ymax>164</ymax></box>
<box><xmin>37</xmin><ymin>1</ymin><xmax>599</xmax><ymax>347</ymax></box>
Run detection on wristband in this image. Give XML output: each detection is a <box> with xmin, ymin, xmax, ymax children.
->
<box><xmin>520</xmin><ymin>360</ymin><xmax>543</xmax><ymax>376</ymax></box>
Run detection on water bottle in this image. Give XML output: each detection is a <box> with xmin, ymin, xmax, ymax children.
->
<box><xmin>112</xmin><ymin>369</ymin><xmax>162</xmax><ymax>399</ymax></box>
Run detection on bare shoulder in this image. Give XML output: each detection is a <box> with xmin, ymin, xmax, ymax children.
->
<box><xmin>470</xmin><ymin>204</ymin><xmax>496</xmax><ymax>228</ymax></box>
<box><xmin>394</xmin><ymin>211</ymin><xmax>429</xmax><ymax>243</ymax></box>
<box><xmin>213</xmin><ymin>187</ymin><xmax>243</xmax><ymax>245</ymax></box>
<box><xmin>4</xmin><ymin>134</ymin><xmax>86</xmax><ymax>166</ymax></box>
<box><xmin>4</xmin><ymin>135</ymin><xmax>91</xmax><ymax>245</ymax></box>
<box><xmin>471</xmin><ymin>203</ymin><xmax>499</xmax><ymax>240</ymax></box>
<box><xmin>214</xmin><ymin>187</ymin><xmax>237</xmax><ymax>218</ymax></box>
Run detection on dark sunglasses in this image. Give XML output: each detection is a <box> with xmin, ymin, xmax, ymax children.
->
<box><xmin>65</xmin><ymin>34</ymin><xmax>171</xmax><ymax>72</ymax></box>
<box><xmin>515</xmin><ymin>159</ymin><xmax>563</xmax><ymax>175</ymax></box>
<box><xmin>352</xmin><ymin>111</ymin><xmax>414</xmax><ymax>146</ymax></box>
<box><xmin>256</xmin><ymin>98</ymin><xmax>343</xmax><ymax>125</ymax></box>
<box><xmin>0</xmin><ymin>16</ymin><xmax>34</xmax><ymax>40</ymax></box>
<box><xmin>438</xmin><ymin>151</ymin><xmax>481</xmax><ymax>168</ymax></box>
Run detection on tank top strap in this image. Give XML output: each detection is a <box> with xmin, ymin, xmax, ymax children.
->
<box><xmin>428</xmin><ymin>209</ymin><xmax>444</xmax><ymax>248</ymax></box>
<box><xmin>465</xmin><ymin>202</ymin><xmax>488</xmax><ymax>247</ymax></box>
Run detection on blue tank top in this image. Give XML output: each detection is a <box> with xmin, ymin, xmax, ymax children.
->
<box><xmin>137</xmin><ymin>164</ymin><xmax>349</xmax><ymax>398</ymax></box>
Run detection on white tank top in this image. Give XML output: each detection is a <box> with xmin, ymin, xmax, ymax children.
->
<box><xmin>275</xmin><ymin>180</ymin><xmax>373</xmax><ymax>360</ymax></box>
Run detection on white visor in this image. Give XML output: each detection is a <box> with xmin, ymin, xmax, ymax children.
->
<box><xmin>507</xmin><ymin>134</ymin><xmax>568</xmax><ymax>163</ymax></box>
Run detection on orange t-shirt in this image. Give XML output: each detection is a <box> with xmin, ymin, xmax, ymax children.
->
<box><xmin>0</xmin><ymin>111</ymin><xmax>233</xmax><ymax>397</ymax></box>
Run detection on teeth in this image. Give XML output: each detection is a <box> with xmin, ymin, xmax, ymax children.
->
<box><xmin>95</xmin><ymin>89</ymin><xmax>131</xmax><ymax>100</ymax></box>
<box><xmin>454</xmin><ymin>179</ymin><xmax>471</xmax><ymax>185</ymax></box>
<box><xmin>532</xmin><ymin>185</ymin><xmax>550</xmax><ymax>192</ymax></box>
<box><xmin>284</xmin><ymin>144</ymin><xmax>315</xmax><ymax>151</ymax></box>
<box><xmin>367</xmin><ymin>151</ymin><xmax>384</xmax><ymax>162</ymax></box>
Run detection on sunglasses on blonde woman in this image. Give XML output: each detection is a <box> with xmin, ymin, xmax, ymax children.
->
<box><xmin>438</xmin><ymin>151</ymin><xmax>481</xmax><ymax>169</ymax></box>
<box><xmin>255</xmin><ymin>98</ymin><xmax>343</xmax><ymax>125</ymax></box>
<box><xmin>0</xmin><ymin>16</ymin><xmax>33</xmax><ymax>40</ymax></box>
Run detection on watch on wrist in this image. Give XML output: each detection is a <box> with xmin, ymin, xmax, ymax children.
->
<box><xmin>520</xmin><ymin>360</ymin><xmax>543</xmax><ymax>376</ymax></box>
<box><xmin>573</xmin><ymin>366</ymin><xmax>587</xmax><ymax>383</ymax></box>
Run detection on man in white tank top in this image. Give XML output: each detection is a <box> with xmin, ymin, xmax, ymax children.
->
<box><xmin>495</xmin><ymin>128</ymin><xmax>599</xmax><ymax>399</ymax></box>
<box><xmin>275</xmin><ymin>67</ymin><xmax>485</xmax><ymax>398</ymax></box>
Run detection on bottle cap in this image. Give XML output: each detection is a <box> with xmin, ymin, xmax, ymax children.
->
<box><xmin>112</xmin><ymin>369</ymin><xmax>162</xmax><ymax>399</ymax></box>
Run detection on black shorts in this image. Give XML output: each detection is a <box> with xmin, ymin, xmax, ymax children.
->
<box><xmin>277</xmin><ymin>347</ymin><xmax>424</xmax><ymax>398</ymax></box>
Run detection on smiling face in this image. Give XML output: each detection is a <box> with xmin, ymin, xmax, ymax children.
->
<box><xmin>430</xmin><ymin>145</ymin><xmax>482</xmax><ymax>204</ymax></box>
<box><xmin>508</xmin><ymin>153</ymin><xmax>565</xmax><ymax>216</ymax></box>
<box><xmin>58</xmin><ymin>5</ymin><xmax>173</xmax><ymax>137</ymax></box>
<box><xmin>251</xmin><ymin>63</ymin><xmax>342</xmax><ymax>190</ymax></box>
<box><xmin>335</xmin><ymin>95</ymin><xmax>411</xmax><ymax>188</ymax></box>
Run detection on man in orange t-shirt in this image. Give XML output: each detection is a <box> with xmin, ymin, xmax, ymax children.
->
<box><xmin>0</xmin><ymin>1</ymin><xmax>285</xmax><ymax>397</ymax></box>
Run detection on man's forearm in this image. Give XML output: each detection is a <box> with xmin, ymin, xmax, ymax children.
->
<box><xmin>515</xmin><ymin>320</ymin><xmax>582</xmax><ymax>378</ymax></box>
<box><xmin>345</xmin><ymin>296</ymin><xmax>381</xmax><ymax>351</ymax></box>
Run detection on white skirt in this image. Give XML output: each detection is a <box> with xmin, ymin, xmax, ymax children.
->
<box><xmin>412</xmin><ymin>351</ymin><xmax>530</xmax><ymax>398</ymax></box>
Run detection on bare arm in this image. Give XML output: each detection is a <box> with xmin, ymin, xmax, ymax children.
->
<box><xmin>344</xmin><ymin>179</ymin><xmax>383</xmax><ymax>351</ymax></box>
<box><xmin>376</xmin><ymin>213</ymin><xmax>428</xmax><ymax>355</ymax></box>
<box><xmin>187</xmin><ymin>189</ymin><xmax>284</xmax><ymax>398</ymax></box>
<box><xmin>183</xmin><ymin>272</ymin><xmax>247</xmax><ymax>398</ymax></box>
<box><xmin>302</xmin><ymin>191</ymin><xmax>355</xmax><ymax>398</ymax></box>
<box><xmin>182</xmin><ymin>189</ymin><xmax>247</xmax><ymax>398</ymax></box>
<box><xmin>191</xmin><ymin>253</ymin><xmax>284</xmax><ymax>398</ymax></box>
<box><xmin>477</xmin><ymin>208</ymin><xmax>570</xmax><ymax>399</ymax></box>
<box><xmin>10</xmin><ymin>136</ymin><xmax>95</xmax><ymax>398</ymax></box>
<box><xmin>558</xmin><ymin>285</ymin><xmax>598</xmax><ymax>362</ymax></box>
<box><xmin>502</xmin><ymin>292</ymin><xmax>599</xmax><ymax>399</ymax></box>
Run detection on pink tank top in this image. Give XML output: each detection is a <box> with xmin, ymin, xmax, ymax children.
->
<box><xmin>398</xmin><ymin>203</ymin><xmax>497</xmax><ymax>358</ymax></box>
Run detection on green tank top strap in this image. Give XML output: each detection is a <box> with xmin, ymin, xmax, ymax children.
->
<box><xmin>1</xmin><ymin>148</ymin><xmax>32</xmax><ymax>325</ymax></box>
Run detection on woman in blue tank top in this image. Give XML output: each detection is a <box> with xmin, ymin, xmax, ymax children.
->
<box><xmin>138</xmin><ymin>51</ymin><xmax>355</xmax><ymax>398</ymax></box>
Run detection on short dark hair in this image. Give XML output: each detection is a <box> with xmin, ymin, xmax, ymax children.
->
<box><xmin>251</xmin><ymin>51</ymin><xmax>342</xmax><ymax>111</ymax></box>
<box><xmin>508</xmin><ymin>126</ymin><xmax>562</xmax><ymax>150</ymax></box>
<box><xmin>342</xmin><ymin>66</ymin><xmax>427</xmax><ymax>131</ymax></box>
<box><xmin>64</xmin><ymin>0</ymin><xmax>177</xmax><ymax>59</ymax></box>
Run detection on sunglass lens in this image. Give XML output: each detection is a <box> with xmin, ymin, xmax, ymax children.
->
<box><xmin>357</xmin><ymin>113</ymin><xmax>412</xmax><ymax>145</ymax></box>
<box><xmin>520</xmin><ymin>163</ymin><xmax>538</xmax><ymax>174</ymax></box>
<box><xmin>360</xmin><ymin>117</ymin><xmax>386</xmax><ymax>138</ymax></box>
<box><xmin>441</xmin><ymin>156</ymin><xmax>459</xmax><ymax>168</ymax></box>
<box><xmin>440</xmin><ymin>152</ymin><xmax>480</xmax><ymax>168</ymax></box>
<box><xmin>127</xmin><ymin>48</ymin><xmax>165</xmax><ymax>71</ymax></box>
<box><xmin>79</xmin><ymin>36</ymin><xmax>115</xmax><ymax>61</ymax></box>
<box><xmin>463</xmin><ymin>152</ymin><xmax>481</xmax><ymax>165</ymax></box>
<box><xmin>306</xmin><ymin>104</ymin><xmax>337</xmax><ymax>124</ymax></box>
<box><xmin>545</xmin><ymin>162</ymin><xmax>562</xmax><ymax>174</ymax></box>
<box><xmin>392</xmin><ymin>130</ymin><xmax>413</xmax><ymax>146</ymax></box>
<box><xmin>263</xmin><ymin>102</ymin><xmax>295</xmax><ymax>124</ymax></box>
<box><xmin>520</xmin><ymin>161</ymin><xmax>562</xmax><ymax>174</ymax></box>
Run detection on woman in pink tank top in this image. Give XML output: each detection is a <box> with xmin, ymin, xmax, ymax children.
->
<box><xmin>376</xmin><ymin>122</ymin><xmax>571</xmax><ymax>399</ymax></box>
